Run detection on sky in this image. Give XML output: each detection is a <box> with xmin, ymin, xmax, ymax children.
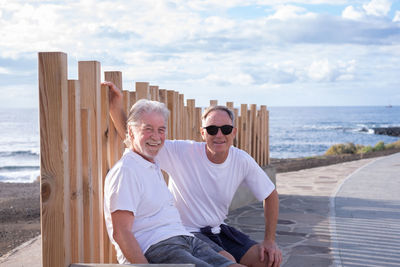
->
<box><xmin>0</xmin><ymin>0</ymin><xmax>400</xmax><ymax>108</ymax></box>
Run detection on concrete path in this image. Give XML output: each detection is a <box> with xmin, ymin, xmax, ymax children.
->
<box><xmin>1</xmin><ymin>153</ymin><xmax>398</xmax><ymax>267</ymax></box>
<box><xmin>228</xmin><ymin>156</ymin><xmax>378</xmax><ymax>267</ymax></box>
<box><xmin>331</xmin><ymin>152</ymin><xmax>400</xmax><ymax>267</ymax></box>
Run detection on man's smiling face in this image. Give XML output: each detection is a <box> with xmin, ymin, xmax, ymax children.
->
<box><xmin>201</xmin><ymin>109</ymin><xmax>236</xmax><ymax>158</ymax></box>
<box><xmin>130</xmin><ymin>111</ymin><xmax>166</xmax><ymax>162</ymax></box>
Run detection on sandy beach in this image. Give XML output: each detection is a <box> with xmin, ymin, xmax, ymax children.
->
<box><xmin>0</xmin><ymin>182</ymin><xmax>40</xmax><ymax>257</ymax></box>
<box><xmin>1</xmin><ymin>147</ymin><xmax>399</xmax><ymax>258</ymax></box>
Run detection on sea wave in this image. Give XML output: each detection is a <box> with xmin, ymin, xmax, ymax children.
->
<box><xmin>301</xmin><ymin>124</ymin><xmax>395</xmax><ymax>135</ymax></box>
<box><xmin>0</xmin><ymin>165</ymin><xmax>39</xmax><ymax>172</ymax></box>
<box><xmin>0</xmin><ymin>150</ymin><xmax>39</xmax><ymax>157</ymax></box>
<box><xmin>0</xmin><ymin>169</ymin><xmax>40</xmax><ymax>183</ymax></box>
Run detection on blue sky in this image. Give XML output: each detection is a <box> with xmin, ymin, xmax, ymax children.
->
<box><xmin>0</xmin><ymin>0</ymin><xmax>399</xmax><ymax>108</ymax></box>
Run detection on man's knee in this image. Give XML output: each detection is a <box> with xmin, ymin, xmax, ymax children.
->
<box><xmin>239</xmin><ymin>244</ymin><xmax>268</xmax><ymax>267</ymax></box>
<box><xmin>219</xmin><ymin>250</ymin><xmax>236</xmax><ymax>262</ymax></box>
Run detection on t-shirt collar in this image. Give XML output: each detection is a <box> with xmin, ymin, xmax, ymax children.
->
<box><xmin>124</xmin><ymin>148</ymin><xmax>157</xmax><ymax>169</ymax></box>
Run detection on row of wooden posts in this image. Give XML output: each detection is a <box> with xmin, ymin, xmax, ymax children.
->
<box><xmin>38</xmin><ymin>52</ymin><xmax>270</xmax><ymax>267</ymax></box>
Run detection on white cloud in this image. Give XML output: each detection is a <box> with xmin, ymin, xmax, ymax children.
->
<box><xmin>363</xmin><ymin>0</ymin><xmax>391</xmax><ymax>17</ymax></box>
<box><xmin>394</xmin><ymin>10</ymin><xmax>400</xmax><ymax>22</ymax></box>
<box><xmin>343</xmin><ymin>0</ymin><xmax>393</xmax><ymax>20</ymax></box>
<box><xmin>0</xmin><ymin>66</ymin><xmax>10</xmax><ymax>74</ymax></box>
<box><xmin>205</xmin><ymin>72</ymin><xmax>254</xmax><ymax>86</ymax></box>
<box><xmin>307</xmin><ymin>59</ymin><xmax>355</xmax><ymax>82</ymax></box>
<box><xmin>267</xmin><ymin>5</ymin><xmax>316</xmax><ymax>20</ymax></box>
<box><xmin>342</xmin><ymin>6</ymin><xmax>365</xmax><ymax>20</ymax></box>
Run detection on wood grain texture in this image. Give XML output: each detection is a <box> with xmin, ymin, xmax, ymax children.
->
<box><xmin>68</xmin><ymin>79</ymin><xmax>84</xmax><ymax>263</ymax></box>
<box><xmin>79</xmin><ymin>61</ymin><xmax>102</xmax><ymax>262</ymax></box>
<box><xmin>38</xmin><ymin>52</ymin><xmax>69</xmax><ymax>267</ymax></box>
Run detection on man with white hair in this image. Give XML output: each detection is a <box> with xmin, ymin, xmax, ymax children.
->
<box><xmin>104</xmin><ymin>98</ymin><xmax>244</xmax><ymax>267</ymax></box>
<box><xmin>104</xmin><ymin>81</ymin><xmax>282</xmax><ymax>267</ymax></box>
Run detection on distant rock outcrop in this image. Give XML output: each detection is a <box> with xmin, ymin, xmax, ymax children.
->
<box><xmin>373</xmin><ymin>127</ymin><xmax>400</xmax><ymax>137</ymax></box>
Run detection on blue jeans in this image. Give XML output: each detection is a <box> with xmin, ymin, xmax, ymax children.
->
<box><xmin>144</xmin><ymin>235</ymin><xmax>234</xmax><ymax>267</ymax></box>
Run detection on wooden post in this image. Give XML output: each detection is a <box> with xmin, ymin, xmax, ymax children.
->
<box><xmin>256</xmin><ymin>110</ymin><xmax>261</xmax><ymax>165</ymax></box>
<box><xmin>150</xmin><ymin>85</ymin><xmax>159</xmax><ymax>101</ymax></box>
<box><xmin>129</xmin><ymin>91</ymin><xmax>136</xmax><ymax>110</ymax></box>
<box><xmin>250</xmin><ymin>104</ymin><xmax>257</xmax><ymax>159</ymax></box>
<box><xmin>80</xmin><ymin>109</ymin><xmax>94</xmax><ymax>262</ymax></box>
<box><xmin>79</xmin><ymin>61</ymin><xmax>102</xmax><ymax>262</ymax></box>
<box><xmin>195</xmin><ymin>107</ymin><xmax>202</xmax><ymax>141</ymax></box>
<box><xmin>123</xmin><ymin>90</ymin><xmax>130</xmax><ymax>115</ymax></box>
<box><xmin>100</xmin><ymin>84</ymin><xmax>113</xmax><ymax>263</ymax></box>
<box><xmin>179</xmin><ymin>94</ymin><xmax>184</xmax><ymax>139</ymax></box>
<box><xmin>159</xmin><ymin>89</ymin><xmax>168</xmax><ymax>106</ymax></box>
<box><xmin>226</xmin><ymin>102</ymin><xmax>236</xmax><ymax>146</ymax></box>
<box><xmin>159</xmin><ymin>90</ymin><xmax>169</xmax><ymax>138</ymax></box>
<box><xmin>68</xmin><ymin>80</ymin><xmax>83</xmax><ymax>263</ymax></box>
<box><xmin>226</xmin><ymin>102</ymin><xmax>234</xmax><ymax>109</ymax></box>
<box><xmin>186</xmin><ymin>99</ymin><xmax>195</xmax><ymax>140</ymax></box>
<box><xmin>183</xmin><ymin>106</ymin><xmax>188</xmax><ymax>139</ymax></box>
<box><xmin>136</xmin><ymin>82</ymin><xmax>150</xmax><ymax>100</ymax></box>
<box><xmin>259</xmin><ymin>106</ymin><xmax>267</xmax><ymax>166</ymax></box>
<box><xmin>39</xmin><ymin>52</ymin><xmax>70</xmax><ymax>267</ymax></box>
<box><xmin>233</xmin><ymin>108</ymin><xmax>239</xmax><ymax>148</ymax></box>
<box><xmin>240</xmin><ymin>104</ymin><xmax>248</xmax><ymax>153</ymax></box>
<box><xmin>167</xmin><ymin>90</ymin><xmax>177</xmax><ymax>139</ymax></box>
<box><xmin>265</xmin><ymin>108</ymin><xmax>270</xmax><ymax>165</ymax></box>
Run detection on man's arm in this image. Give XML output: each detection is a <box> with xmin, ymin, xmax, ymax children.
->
<box><xmin>102</xmin><ymin>81</ymin><xmax>127</xmax><ymax>140</ymax></box>
<box><xmin>111</xmin><ymin>210</ymin><xmax>148</xmax><ymax>264</ymax></box>
<box><xmin>260</xmin><ymin>189</ymin><xmax>282</xmax><ymax>267</ymax></box>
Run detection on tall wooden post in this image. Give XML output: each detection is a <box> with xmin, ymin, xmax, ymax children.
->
<box><xmin>100</xmin><ymin>84</ymin><xmax>114</xmax><ymax>263</ymax></box>
<box><xmin>80</xmin><ymin>108</ymin><xmax>93</xmax><ymax>262</ymax></box>
<box><xmin>39</xmin><ymin>52</ymin><xmax>70</xmax><ymax>267</ymax></box>
<box><xmin>68</xmin><ymin>80</ymin><xmax>83</xmax><ymax>263</ymax></box>
<box><xmin>79</xmin><ymin>61</ymin><xmax>102</xmax><ymax>262</ymax></box>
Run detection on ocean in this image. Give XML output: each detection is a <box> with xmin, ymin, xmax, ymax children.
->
<box><xmin>0</xmin><ymin>106</ymin><xmax>399</xmax><ymax>183</ymax></box>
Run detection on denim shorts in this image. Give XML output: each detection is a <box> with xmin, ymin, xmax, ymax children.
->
<box><xmin>144</xmin><ymin>235</ymin><xmax>234</xmax><ymax>267</ymax></box>
<box><xmin>193</xmin><ymin>225</ymin><xmax>257</xmax><ymax>263</ymax></box>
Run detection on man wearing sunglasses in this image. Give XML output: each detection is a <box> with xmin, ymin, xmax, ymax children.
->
<box><xmin>104</xmin><ymin>81</ymin><xmax>282</xmax><ymax>267</ymax></box>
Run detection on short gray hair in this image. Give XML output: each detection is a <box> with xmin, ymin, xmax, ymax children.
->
<box><xmin>124</xmin><ymin>99</ymin><xmax>170</xmax><ymax>148</ymax></box>
<box><xmin>201</xmin><ymin>105</ymin><xmax>235</xmax><ymax>126</ymax></box>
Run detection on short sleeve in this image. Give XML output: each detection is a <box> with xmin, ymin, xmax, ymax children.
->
<box><xmin>242</xmin><ymin>153</ymin><xmax>275</xmax><ymax>201</ymax></box>
<box><xmin>108</xmin><ymin>166</ymin><xmax>143</xmax><ymax>215</ymax></box>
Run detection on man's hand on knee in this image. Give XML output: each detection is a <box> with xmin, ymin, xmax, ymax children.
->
<box><xmin>258</xmin><ymin>240</ymin><xmax>282</xmax><ymax>267</ymax></box>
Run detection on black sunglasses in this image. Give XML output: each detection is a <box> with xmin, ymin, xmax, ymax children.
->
<box><xmin>204</xmin><ymin>125</ymin><xmax>234</xmax><ymax>135</ymax></box>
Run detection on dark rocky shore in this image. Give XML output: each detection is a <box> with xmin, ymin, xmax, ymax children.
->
<box><xmin>373</xmin><ymin>127</ymin><xmax>400</xmax><ymax>137</ymax></box>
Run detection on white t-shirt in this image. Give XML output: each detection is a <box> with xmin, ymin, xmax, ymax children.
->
<box><xmin>156</xmin><ymin>140</ymin><xmax>275</xmax><ymax>232</ymax></box>
<box><xmin>104</xmin><ymin>149</ymin><xmax>192</xmax><ymax>264</ymax></box>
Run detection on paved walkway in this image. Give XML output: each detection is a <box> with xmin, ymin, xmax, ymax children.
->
<box><xmin>228</xmin><ymin>153</ymin><xmax>400</xmax><ymax>267</ymax></box>
<box><xmin>1</xmin><ymin>153</ymin><xmax>399</xmax><ymax>266</ymax></box>
<box><xmin>332</xmin><ymin>152</ymin><xmax>400</xmax><ymax>267</ymax></box>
